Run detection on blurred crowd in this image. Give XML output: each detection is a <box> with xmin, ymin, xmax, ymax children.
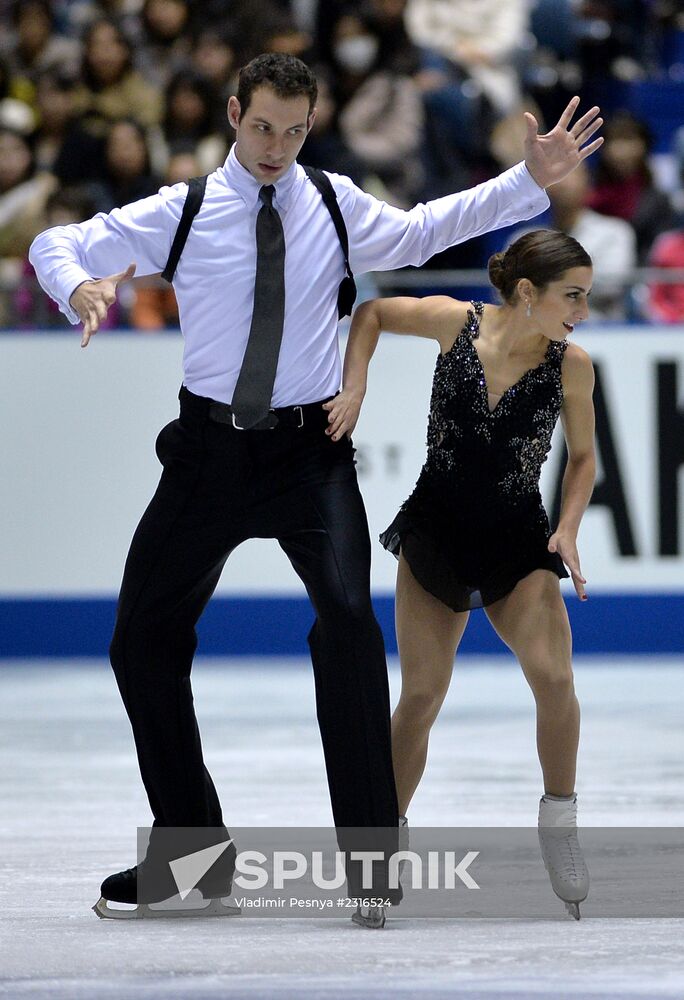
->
<box><xmin>1</xmin><ymin>0</ymin><xmax>684</xmax><ymax>329</ymax></box>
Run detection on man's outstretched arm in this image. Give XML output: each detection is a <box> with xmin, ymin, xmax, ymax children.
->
<box><xmin>339</xmin><ymin>97</ymin><xmax>603</xmax><ymax>275</ymax></box>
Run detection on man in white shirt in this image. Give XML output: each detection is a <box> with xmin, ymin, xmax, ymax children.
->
<box><xmin>29</xmin><ymin>53</ymin><xmax>603</xmax><ymax>923</ymax></box>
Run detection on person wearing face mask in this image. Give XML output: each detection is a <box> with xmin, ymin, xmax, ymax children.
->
<box><xmin>332</xmin><ymin>12</ymin><xmax>425</xmax><ymax>207</ymax></box>
<box><xmin>326</xmin><ymin>229</ymin><xmax>597</xmax><ymax>920</ymax></box>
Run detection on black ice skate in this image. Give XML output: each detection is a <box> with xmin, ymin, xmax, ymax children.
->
<box><xmin>93</xmin><ymin>836</ymin><xmax>240</xmax><ymax>920</ymax></box>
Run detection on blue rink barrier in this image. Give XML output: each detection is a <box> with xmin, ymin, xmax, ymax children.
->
<box><xmin>0</xmin><ymin>594</ymin><xmax>682</xmax><ymax>658</ymax></box>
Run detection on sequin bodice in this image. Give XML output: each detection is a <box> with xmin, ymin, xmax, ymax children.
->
<box><xmin>404</xmin><ymin>301</ymin><xmax>567</xmax><ymax>515</ymax></box>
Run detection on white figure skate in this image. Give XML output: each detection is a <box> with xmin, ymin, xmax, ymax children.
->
<box><xmin>538</xmin><ymin>794</ymin><xmax>589</xmax><ymax>920</ymax></box>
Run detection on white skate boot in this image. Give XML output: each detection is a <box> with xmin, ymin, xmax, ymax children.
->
<box><xmin>538</xmin><ymin>793</ymin><xmax>589</xmax><ymax>920</ymax></box>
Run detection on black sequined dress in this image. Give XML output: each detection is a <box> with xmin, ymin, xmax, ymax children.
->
<box><xmin>380</xmin><ymin>301</ymin><xmax>569</xmax><ymax>612</ymax></box>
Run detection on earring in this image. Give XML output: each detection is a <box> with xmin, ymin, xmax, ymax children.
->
<box><xmin>526</xmin><ymin>301</ymin><xmax>532</xmax><ymax>318</ymax></box>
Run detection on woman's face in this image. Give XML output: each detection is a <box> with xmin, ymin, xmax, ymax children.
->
<box><xmin>145</xmin><ymin>0</ymin><xmax>188</xmax><ymax>40</ymax></box>
<box><xmin>527</xmin><ymin>266</ymin><xmax>593</xmax><ymax>342</ymax></box>
<box><xmin>603</xmin><ymin>135</ymin><xmax>648</xmax><ymax>177</ymax></box>
<box><xmin>0</xmin><ymin>131</ymin><xmax>32</xmax><ymax>191</ymax></box>
<box><xmin>169</xmin><ymin>86</ymin><xmax>206</xmax><ymax>128</ymax></box>
<box><xmin>192</xmin><ymin>35</ymin><xmax>235</xmax><ymax>84</ymax></box>
<box><xmin>86</xmin><ymin>23</ymin><xmax>130</xmax><ymax>85</ymax></box>
<box><xmin>106</xmin><ymin>122</ymin><xmax>147</xmax><ymax>178</ymax></box>
<box><xmin>332</xmin><ymin>16</ymin><xmax>379</xmax><ymax>75</ymax></box>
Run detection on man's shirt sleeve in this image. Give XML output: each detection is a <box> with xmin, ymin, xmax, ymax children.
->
<box><xmin>28</xmin><ymin>184</ymin><xmax>185</xmax><ymax>324</ymax></box>
<box><xmin>333</xmin><ymin>162</ymin><xmax>550</xmax><ymax>275</ymax></box>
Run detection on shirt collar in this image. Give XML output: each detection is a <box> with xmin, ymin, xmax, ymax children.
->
<box><xmin>223</xmin><ymin>144</ymin><xmax>299</xmax><ymax>211</ymax></box>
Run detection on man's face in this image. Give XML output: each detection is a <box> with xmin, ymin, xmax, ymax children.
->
<box><xmin>228</xmin><ymin>85</ymin><xmax>315</xmax><ymax>185</ymax></box>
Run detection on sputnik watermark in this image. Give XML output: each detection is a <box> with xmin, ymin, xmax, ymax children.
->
<box><xmin>232</xmin><ymin>850</ymin><xmax>480</xmax><ymax>890</ymax></box>
<box><xmin>133</xmin><ymin>826</ymin><xmax>684</xmax><ymax>919</ymax></box>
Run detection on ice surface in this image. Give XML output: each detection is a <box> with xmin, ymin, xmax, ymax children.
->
<box><xmin>0</xmin><ymin>657</ymin><xmax>682</xmax><ymax>999</ymax></box>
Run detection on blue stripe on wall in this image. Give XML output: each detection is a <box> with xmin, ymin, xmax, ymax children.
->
<box><xmin>0</xmin><ymin>594</ymin><xmax>682</xmax><ymax>658</ymax></box>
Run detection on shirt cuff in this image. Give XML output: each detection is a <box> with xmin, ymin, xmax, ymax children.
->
<box><xmin>510</xmin><ymin>160</ymin><xmax>550</xmax><ymax>210</ymax></box>
<box><xmin>59</xmin><ymin>266</ymin><xmax>95</xmax><ymax>325</ymax></box>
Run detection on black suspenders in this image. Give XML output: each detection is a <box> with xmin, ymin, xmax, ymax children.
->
<box><xmin>160</xmin><ymin>175</ymin><xmax>208</xmax><ymax>283</ymax></box>
<box><xmin>160</xmin><ymin>166</ymin><xmax>357</xmax><ymax>319</ymax></box>
<box><xmin>301</xmin><ymin>165</ymin><xmax>357</xmax><ymax>319</ymax></box>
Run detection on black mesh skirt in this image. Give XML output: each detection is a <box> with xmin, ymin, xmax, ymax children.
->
<box><xmin>380</xmin><ymin>501</ymin><xmax>568</xmax><ymax>614</ymax></box>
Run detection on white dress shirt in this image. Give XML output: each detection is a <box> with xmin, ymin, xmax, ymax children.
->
<box><xmin>29</xmin><ymin>146</ymin><xmax>548</xmax><ymax>406</ymax></box>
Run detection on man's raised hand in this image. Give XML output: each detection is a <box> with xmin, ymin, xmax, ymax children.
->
<box><xmin>524</xmin><ymin>96</ymin><xmax>603</xmax><ymax>190</ymax></box>
<box><xmin>70</xmin><ymin>262</ymin><xmax>137</xmax><ymax>347</ymax></box>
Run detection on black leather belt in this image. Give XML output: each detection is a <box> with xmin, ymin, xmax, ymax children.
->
<box><xmin>208</xmin><ymin>398</ymin><xmax>332</xmax><ymax>430</ymax></box>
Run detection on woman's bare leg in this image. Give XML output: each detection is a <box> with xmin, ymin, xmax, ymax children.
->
<box><xmin>392</xmin><ymin>554</ymin><xmax>469</xmax><ymax>815</ymax></box>
<box><xmin>485</xmin><ymin>570</ymin><xmax>579</xmax><ymax>795</ymax></box>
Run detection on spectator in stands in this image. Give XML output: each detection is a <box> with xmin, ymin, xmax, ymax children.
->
<box><xmin>548</xmin><ymin>161</ymin><xmax>636</xmax><ymax>319</ymax></box>
<box><xmin>90</xmin><ymin>118</ymin><xmax>162</xmax><ymax>212</ymax></box>
<box><xmin>331</xmin><ymin>10</ymin><xmax>424</xmax><ymax>206</ymax></box>
<box><xmin>59</xmin><ymin>0</ymin><xmax>142</xmax><ymax>42</ymax></box>
<box><xmin>72</xmin><ymin>17</ymin><xmax>163</xmax><ymax>138</ymax></box>
<box><xmin>189</xmin><ymin>26</ymin><xmax>239</xmax><ymax>109</ymax></box>
<box><xmin>165</xmin><ymin>144</ymin><xmax>201</xmax><ymax>185</ymax></box>
<box><xmin>648</xmin><ymin>228</ymin><xmax>684</xmax><ymax>324</ymax></box>
<box><xmin>404</xmin><ymin>0</ymin><xmax>529</xmax><ymax>117</ymax></box>
<box><xmin>261</xmin><ymin>11</ymin><xmax>315</xmax><ymax>62</ymax></box>
<box><xmin>0</xmin><ymin>126</ymin><xmax>57</xmax><ymax>324</ymax></box>
<box><xmin>94</xmin><ymin>117</ymin><xmax>162</xmax><ymax>211</ymax></box>
<box><xmin>300</xmin><ymin>67</ymin><xmax>366</xmax><ymax>186</ymax></box>
<box><xmin>389</xmin><ymin>0</ymin><xmax>500</xmax><ymax>193</ymax></box>
<box><xmin>31</xmin><ymin>70</ymin><xmax>103</xmax><ymax>183</ymax></box>
<box><xmin>587</xmin><ymin>112</ymin><xmax>674</xmax><ymax>262</ymax></box>
<box><xmin>0</xmin><ymin>0</ymin><xmax>80</xmax><ymax>97</ymax></box>
<box><xmin>0</xmin><ymin>127</ymin><xmax>56</xmax><ymax>261</ymax></box>
<box><xmin>151</xmin><ymin>69</ymin><xmax>227</xmax><ymax>176</ymax></box>
<box><xmin>135</xmin><ymin>0</ymin><xmax>192</xmax><ymax>88</ymax></box>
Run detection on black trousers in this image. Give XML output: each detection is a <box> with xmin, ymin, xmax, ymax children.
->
<box><xmin>109</xmin><ymin>386</ymin><xmax>399</xmax><ymax>835</ymax></box>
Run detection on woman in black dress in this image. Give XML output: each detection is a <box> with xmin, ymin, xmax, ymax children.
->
<box><xmin>324</xmin><ymin>229</ymin><xmax>596</xmax><ymax>917</ymax></box>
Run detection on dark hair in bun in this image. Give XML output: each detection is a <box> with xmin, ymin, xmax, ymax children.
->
<box><xmin>487</xmin><ymin>229</ymin><xmax>592</xmax><ymax>304</ymax></box>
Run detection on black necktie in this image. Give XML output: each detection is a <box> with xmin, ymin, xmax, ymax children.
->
<box><xmin>231</xmin><ymin>184</ymin><xmax>286</xmax><ymax>429</ymax></box>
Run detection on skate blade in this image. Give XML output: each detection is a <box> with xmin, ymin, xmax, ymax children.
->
<box><xmin>92</xmin><ymin>895</ymin><xmax>241</xmax><ymax>920</ymax></box>
<box><xmin>351</xmin><ymin>906</ymin><xmax>386</xmax><ymax>929</ymax></box>
<box><xmin>564</xmin><ymin>901</ymin><xmax>581</xmax><ymax>920</ymax></box>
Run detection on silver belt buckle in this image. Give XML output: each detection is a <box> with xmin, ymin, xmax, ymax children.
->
<box><xmin>231</xmin><ymin>410</ymin><xmax>278</xmax><ymax>430</ymax></box>
<box><xmin>294</xmin><ymin>405</ymin><xmax>304</xmax><ymax>429</ymax></box>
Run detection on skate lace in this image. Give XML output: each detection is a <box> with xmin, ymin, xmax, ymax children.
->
<box><xmin>551</xmin><ymin>830</ymin><xmax>584</xmax><ymax>880</ymax></box>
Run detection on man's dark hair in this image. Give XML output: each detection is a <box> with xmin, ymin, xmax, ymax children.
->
<box><xmin>236</xmin><ymin>53</ymin><xmax>317</xmax><ymax>120</ymax></box>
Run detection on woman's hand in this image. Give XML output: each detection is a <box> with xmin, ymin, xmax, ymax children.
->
<box><xmin>322</xmin><ymin>387</ymin><xmax>365</xmax><ymax>441</ymax></box>
<box><xmin>548</xmin><ymin>530</ymin><xmax>587</xmax><ymax>601</ymax></box>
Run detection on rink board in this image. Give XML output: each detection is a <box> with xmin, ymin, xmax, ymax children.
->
<box><xmin>1</xmin><ymin>328</ymin><xmax>683</xmax><ymax>657</ymax></box>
